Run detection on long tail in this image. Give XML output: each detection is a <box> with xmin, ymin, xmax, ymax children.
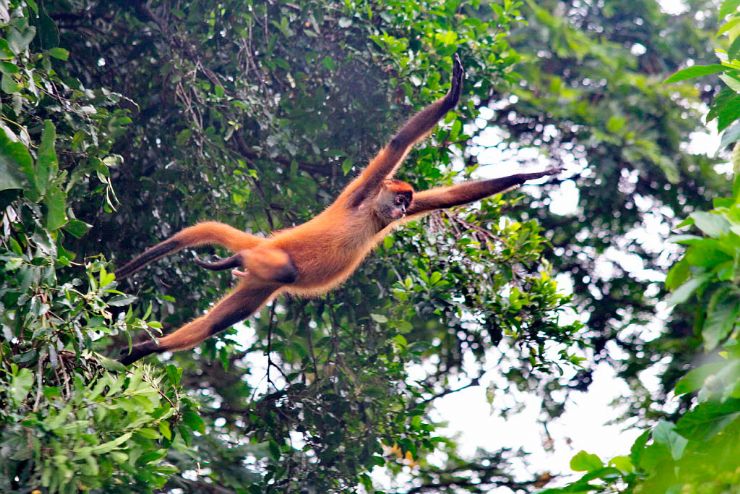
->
<box><xmin>115</xmin><ymin>222</ymin><xmax>262</xmax><ymax>279</ymax></box>
<box><xmin>119</xmin><ymin>279</ymin><xmax>277</xmax><ymax>364</ymax></box>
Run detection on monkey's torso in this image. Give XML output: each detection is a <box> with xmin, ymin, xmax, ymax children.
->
<box><xmin>266</xmin><ymin>202</ymin><xmax>394</xmax><ymax>297</ymax></box>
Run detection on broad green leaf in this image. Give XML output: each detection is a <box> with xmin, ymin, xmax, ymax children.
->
<box><xmin>652</xmin><ymin>421</ymin><xmax>688</xmax><ymax>460</ymax></box>
<box><xmin>718</xmin><ymin>16</ymin><xmax>740</xmax><ymax>36</ymax></box>
<box><xmin>44</xmin><ymin>184</ymin><xmax>67</xmax><ymax>230</ymax></box>
<box><xmin>182</xmin><ymin>410</ymin><xmax>205</xmax><ymax>433</ymax></box>
<box><xmin>36</xmin><ymin>120</ymin><xmax>58</xmax><ymax>197</ymax></box>
<box><xmin>0</xmin><ymin>39</ymin><xmax>13</xmax><ymax>59</ymax></box>
<box><xmin>720</xmin><ymin>120</ymin><xmax>740</xmax><ymax>149</ymax></box>
<box><xmin>720</xmin><ymin>0</ymin><xmax>740</xmax><ymax>18</ymax></box>
<box><xmin>665</xmin><ymin>64</ymin><xmax>726</xmax><ymax>83</ymax></box>
<box><xmin>675</xmin><ymin>399</ymin><xmax>740</xmax><ymax>440</ymax></box>
<box><xmin>665</xmin><ymin>257</ymin><xmax>690</xmax><ymax>290</ymax></box>
<box><xmin>47</xmin><ymin>47</ymin><xmax>68</xmax><ymax>60</ymax></box>
<box><xmin>691</xmin><ymin>211</ymin><xmax>730</xmax><ymax>237</ymax></box>
<box><xmin>10</xmin><ymin>367</ymin><xmax>34</xmax><ymax>405</ymax></box>
<box><xmin>703</xmin><ymin>288</ymin><xmax>740</xmax><ymax>350</ymax></box>
<box><xmin>720</xmin><ymin>73</ymin><xmax>740</xmax><ymax>93</ymax></box>
<box><xmin>609</xmin><ymin>455</ymin><xmax>633</xmax><ymax>473</ymax></box>
<box><xmin>0</xmin><ymin>72</ymin><xmax>20</xmax><ymax>93</ymax></box>
<box><xmin>0</xmin><ymin>127</ymin><xmax>32</xmax><ymax>192</ymax></box>
<box><xmin>666</xmin><ymin>275</ymin><xmax>708</xmax><ymax>307</ymax></box>
<box><xmin>570</xmin><ymin>450</ymin><xmax>603</xmax><ymax>472</ymax></box>
<box><xmin>63</xmin><ymin>219</ymin><xmax>92</xmax><ymax>238</ymax></box>
<box><xmin>91</xmin><ymin>433</ymin><xmax>132</xmax><ymax>454</ymax></box>
<box><xmin>675</xmin><ymin>361</ymin><xmax>727</xmax><ymax>395</ymax></box>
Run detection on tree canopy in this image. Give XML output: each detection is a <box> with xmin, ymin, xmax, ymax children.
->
<box><xmin>0</xmin><ymin>0</ymin><xmax>737</xmax><ymax>493</ymax></box>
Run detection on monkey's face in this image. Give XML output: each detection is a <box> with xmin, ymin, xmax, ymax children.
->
<box><xmin>375</xmin><ymin>184</ymin><xmax>413</xmax><ymax>223</ymax></box>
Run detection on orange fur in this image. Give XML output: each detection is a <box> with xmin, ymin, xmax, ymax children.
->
<box><xmin>116</xmin><ymin>54</ymin><xmax>561</xmax><ymax>364</ymax></box>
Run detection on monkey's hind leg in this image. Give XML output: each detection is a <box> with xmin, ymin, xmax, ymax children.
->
<box><xmin>119</xmin><ymin>281</ymin><xmax>277</xmax><ymax>364</ymax></box>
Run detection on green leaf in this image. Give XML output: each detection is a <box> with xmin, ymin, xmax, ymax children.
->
<box><xmin>570</xmin><ymin>450</ymin><xmax>603</xmax><ymax>472</ymax></box>
<box><xmin>370</xmin><ymin>313</ymin><xmax>388</xmax><ymax>323</ymax></box>
<box><xmin>36</xmin><ymin>120</ymin><xmax>58</xmax><ymax>197</ymax></box>
<box><xmin>108</xmin><ymin>294</ymin><xmax>138</xmax><ymax>307</ymax></box>
<box><xmin>44</xmin><ymin>184</ymin><xmax>67</xmax><ymax>230</ymax></box>
<box><xmin>703</xmin><ymin>288</ymin><xmax>740</xmax><ymax>350</ymax></box>
<box><xmin>720</xmin><ymin>0</ymin><xmax>740</xmax><ymax>18</ymax></box>
<box><xmin>719</xmin><ymin>16</ymin><xmax>740</xmax><ymax>36</ymax></box>
<box><xmin>609</xmin><ymin>455</ymin><xmax>633</xmax><ymax>473</ymax></box>
<box><xmin>675</xmin><ymin>361</ymin><xmax>727</xmax><ymax>395</ymax></box>
<box><xmin>606</xmin><ymin>115</ymin><xmax>626</xmax><ymax>134</ymax></box>
<box><xmin>182</xmin><ymin>410</ymin><xmax>205</xmax><ymax>433</ymax></box>
<box><xmin>665</xmin><ymin>64</ymin><xmax>726</xmax><ymax>83</ymax></box>
<box><xmin>0</xmin><ymin>39</ymin><xmax>14</xmax><ymax>59</ymax></box>
<box><xmin>34</xmin><ymin>5</ymin><xmax>59</xmax><ymax>49</ymax></box>
<box><xmin>47</xmin><ymin>47</ymin><xmax>68</xmax><ymax>60</ymax></box>
<box><xmin>10</xmin><ymin>367</ymin><xmax>34</xmax><ymax>405</ymax></box>
<box><xmin>63</xmin><ymin>219</ymin><xmax>92</xmax><ymax>238</ymax></box>
<box><xmin>720</xmin><ymin>120</ymin><xmax>740</xmax><ymax>149</ymax></box>
<box><xmin>1</xmin><ymin>73</ymin><xmax>20</xmax><ymax>93</ymax></box>
<box><xmin>675</xmin><ymin>399</ymin><xmax>740</xmax><ymax>440</ymax></box>
<box><xmin>691</xmin><ymin>211</ymin><xmax>730</xmax><ymax>237</ymax></box>
<box><xmin>90</xmin><ymin>432</ymin><xmax>132</xmax><ymax>454</ymax></box>
<box><xmin>0</xmin><ymin>128</ymin><xmax>33</xmax><ymax>193</ymax></box>
<box><xmin>652</xmin><ymin>421</ymin><xmax>688</xmax><ymax>460</ymax></box>
<box><xmin>665</xmin><ymin>257</ymin><xmax>690</xmax><ymax>290</ymax></box>
<box><xmin>666</xmin><ymin>275</ymin><xmax>708</xmax><ymax>307</ymax></box>
<box><xmin>136</xmin><ymin>449</ymin><xmax>167</xmax><ymax>465</ymax></box>
<box><xmin>159</xmin><ymin>421</ymin><xmax>172</xmax><ymax>440</ymax></box>
<box><xmin>166</xmin><ymin>364</ymin><xmax>182</xmax><ymax>386</ymax></box>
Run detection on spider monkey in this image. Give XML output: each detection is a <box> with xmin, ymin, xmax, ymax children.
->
<box><xmin>116</xmin><ymin>55</ymin><xmax>560</xmax><ymax>364</ymax></box>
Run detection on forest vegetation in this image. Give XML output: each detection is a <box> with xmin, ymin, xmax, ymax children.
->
<box><xmin>0</xmin><ymin>0</ymin><xmax>738</xmax><ymax>493</ymax></box>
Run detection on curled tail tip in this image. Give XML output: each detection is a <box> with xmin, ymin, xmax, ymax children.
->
<box><xmin>194</xmin><ymin>253</ymin><xmax>244</xmax><ymax>271</ymax></box>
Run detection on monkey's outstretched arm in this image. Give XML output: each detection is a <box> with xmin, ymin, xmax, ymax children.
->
<box><xmin>345</xmin><ymin>55</ymin><xmax>464</xmax><ymax>207</ymax></box>
<box><xmin>119</xmin><ymin>278</ymin><xmax>277</xmax><ymax>364</ymax></box>
<box><xmin>406</xmin><ymin>168</ymin><xmax>561</xmax><ymax>217</ymax></box>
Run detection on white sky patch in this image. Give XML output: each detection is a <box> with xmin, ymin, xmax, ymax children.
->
<box><xmin>658</xmin><ymin>0</ymin><xmax>689</xmax><ymax>16</ymax></box>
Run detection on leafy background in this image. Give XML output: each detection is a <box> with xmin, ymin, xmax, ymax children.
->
<box><xmin>0</xmin><ymin>0</ymin><xmax>737</xmax><ymax>493</ymax></box>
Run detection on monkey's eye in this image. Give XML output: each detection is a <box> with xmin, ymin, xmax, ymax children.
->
<box><xmin>395</xmin><ymin>196</ymin><xmax>407</xmax><ymax>206</ymax></box>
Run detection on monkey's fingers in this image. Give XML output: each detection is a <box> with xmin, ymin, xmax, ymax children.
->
<box><xmin>232</xmin><ymin>269</ymin><xmax>249</xmax><ymax>278</ymax></box>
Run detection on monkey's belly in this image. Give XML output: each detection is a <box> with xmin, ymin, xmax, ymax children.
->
<box><xmin>283</xmin><ymin>246</ymin><xmax>372</xmax><ymax>297</ymax></box>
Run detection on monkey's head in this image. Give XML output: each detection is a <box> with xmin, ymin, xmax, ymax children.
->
<box><xmin>375</xmin><ymin>179</ymin><xmax>414</xmax><ymax>223</ymax></box>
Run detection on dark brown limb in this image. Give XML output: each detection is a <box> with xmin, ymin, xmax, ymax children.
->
<box><xmin>346</xmin><ymin>54</ymin><xmax>464</xmax><ymax>207</ymax></box>
<box><xmin>119</xmin><ymin>279</ymin><xmax>277</xmax><ymax>364</ymax></box>
<box><xmin>407</xmin><ymin>167</ymin><xmax>562</xmax><ymax>217</ymax></box>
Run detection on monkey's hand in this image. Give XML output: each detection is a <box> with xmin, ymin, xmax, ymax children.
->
<box><xmin>446</xmin><ymin>53</ymin><xmax>464</xmax><ymax>108</ymax></box>
<box><xmin>232</xmin><ymin>269</ymin><xmax>249</xmax><ymax>278</ymax></box>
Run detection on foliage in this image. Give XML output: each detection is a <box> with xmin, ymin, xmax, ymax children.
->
<box><xmin>0</xmin><ymin>0</ymin><xmax>584</xmax><ymax>491</ymax></box>
<box><xmin>0</xmin><ymin>0</ymin><xmax>734</xmax><ymax>492</ymax></box>
<box><xmin>0</xmin><ymin>2</ymin><xmax>199</xmax><ymax>492</ymax></box>
<box><xmin>541</xmin><ymin>3</ymin><xmax>740</xmax><ymax>492</ymax></box>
